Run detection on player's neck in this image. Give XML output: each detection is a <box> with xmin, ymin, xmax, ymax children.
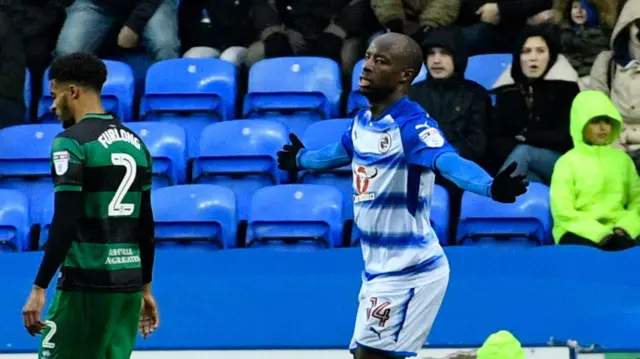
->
<box><xmin>73</xmin><ymin>102</ymin><xmax>107</xmax><ymax>123</ymax></box>
<box><xmin>369</xmin><ymin>92</ymin><xmax>405</xmax><ymax>119</ymax></box>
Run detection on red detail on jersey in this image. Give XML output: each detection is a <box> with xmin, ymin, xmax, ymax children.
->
<box><xmin>354</xmin><ymin>166</ymin><xmax>378</xmax><ymax>195</ymax></box>
<box><xmin>366</xmin><ymin>297</ymin><xmax>391</xmax><ymax>327</ymax></box>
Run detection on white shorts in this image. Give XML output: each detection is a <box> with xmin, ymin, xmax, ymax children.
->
<box><xmin>348</xmin><ymin>273</ymin><xmax>449</xmax><ymax>357</ymax></box>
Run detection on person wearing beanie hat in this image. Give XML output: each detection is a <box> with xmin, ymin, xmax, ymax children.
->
<box><xmin>477</xmin><ymin>330</ymin><xmax>526</xmax><ymax>359</ymax></box>
<box><xmin>560</xmin><ymin>0</ymin><xmax>611</xmax><ymax>78</ymax></box>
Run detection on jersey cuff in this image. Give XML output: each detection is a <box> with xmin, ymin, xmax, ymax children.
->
<box><xmin>54</xmin><ymin>185</ymin><xmax>83</xmax><ymax>192</ymax></box>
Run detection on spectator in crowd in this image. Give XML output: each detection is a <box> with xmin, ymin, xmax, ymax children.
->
<box><xmin>0</xmin><ymin>8</ymin><xmax>26</xmax><ymax>129</ymax></box>
<box><xmin>409</xmin><ymin>26</ymin><xmax>490</xmax><ymax>242</ymax></box>
<box><xmin>178</xmin><ymin>0</ymin><xmax>258</xmax><ymax>66</ymax></box>
<box><xmin>552</xmin><ymin>0</ymin><xmax>621</xmax><ymax>29</ymax></box>
<box><xmin>489</xmin><ymin>25</ymin><xmax>578</xmax><ymax>183</ymax></box>
<box><xmin>245</xmin><ymin>0</ymin><xmax>378</xmax><ymax>76</ymax></box>
<box><xmin>588</xmin><ymin>0</ymin><xmax>640</xmax><ymax>170</ymax></box>
<box><xmin>551</xmin><ymin>90</ymin><xmax>640</xmax><ymax>251</ymax></box>
<box><xmin>54</xmin><ymin>0</ymin><xmax>180</xmax><ymax>62</ymax></box>
<box><xmin>19</xmin><ymin>0</ymin><xmax>68</xmax><ymax>122</ymax></box>
<box><xmin>372</xmin><ymin>0</ymin><xmax>460</xmax><ymax>45</ymax></box>
<box><xmin>456</xmin><ymin>0</ymin><xmax>553</xmax><ymax>55</ymax></box>
<box><xmin>559</xmin><ymin>0</ymin><xmax>610</xmax><ymax>85</ymax></box>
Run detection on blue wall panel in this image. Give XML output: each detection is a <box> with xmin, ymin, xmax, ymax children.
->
<box><xmin>1</xmin><ymin>246</ymin><xmax>639</xmax><ymax>353</ymax></box>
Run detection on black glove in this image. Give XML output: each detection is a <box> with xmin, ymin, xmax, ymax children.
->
<box><xmin>315</xmin><ymin>32</ymin><xmax>343</xmax><ymax>63</ymax></box>
<box><xmin>277</xmin><ymin>133</ymin><xmax>305</xmax><ymax>171</ymax></box>
<box><xmin>490</xmin><ymin>162</ymin><xmax>529</xmax><ymax>203</ymax></box>
<box><xmin>384</xmin><ymin>19</ymin><xmax>404</xmax><ymax>34</ymax></box>
<box><xmin>264</xmin><ymin>32</ymin><xmax>295</xmax><ymax>58</ymax></box>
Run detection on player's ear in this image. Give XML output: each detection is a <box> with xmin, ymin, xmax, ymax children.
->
<box><xmin>68</xmin><ymin>84</ymin><xmax>80</xmax><ymax>100</ymax></box>
<box><xmin>399</xmin><ymin>68</ymin><xmax>415</xmax><ymax>85</ymax></box>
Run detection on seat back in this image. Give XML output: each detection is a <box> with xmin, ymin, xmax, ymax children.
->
<box><xmin>192</xmin><ymin>120</ymin><xmax>289</xmax><ymax>219</ymax></box>
<box><xmin>0</xmin><ymin>189</ymin><xmax>30</xmax><ymax>252</ymax></box>
<box><xmin>39</xmin><ymin>60</ymin><xmax>135</xmax><ymax>122</ymax></box>
<box><xmin>152</xmin><ymin>184</ymin><xmax>238</xmax><ymax>250</ymax></box>
<box><xmin>140</xmin><ymin>58</ymin><xmax>237</xmax><ymax>122</ymax></box>
<box><xmin>464</xmin><ymin>53</ymin><xmax>511</xmax><ymax>90</ymax></box>
<box><xmin>127</xmin><ymin>122</ymin><xmax>187</xmax><ymax>188</ymax></box>
<box><xmin>246</xmin><ymin>184</ymin><xmax>343</xmax><ymax>250</ymax></box>
<box><xmin>25</xmin><ymin>69</ymin><xmax>31</xmax><ymax>122</ymax></box>
<box><xmin>244</xmin><ymin>57</ymin><xmax>341</xmax><ymax>119</ymax></box>
<box><xmin>0</xmin><ymin>124</ymin><xmax>60</xmax><ymax>221</ymax></box>
<box><xmin>301</xmin><ymin>119</ymin><xmax>353</xmax><ymax>218</ymax></box>
<box><xmin>347</xmin><ymin>59</ymin><xmax>427</xmax><ymax>115</ymax></box>
<box><xmin>457</xmin><ymin>183</ymin><xmax>552</xmax><ymax>246</ymax></box>
<box><xmin>39</xmin><ymin>192</ymin><xmax>55</xmax><ymax>249</ymax></box>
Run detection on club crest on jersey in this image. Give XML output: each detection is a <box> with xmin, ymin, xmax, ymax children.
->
<box><xmin>354</xmin><ymin>166</ymin><xmax>377</xmax><ymax>203</ymax></box>
<box><xmin>419</xmin><ymin>127</ymin><xmax>444</xmax><ymax>148</ymax></box>
<box><xmin>53</xmin><ymin>151</ymin><xmax>70</xmax><ymax>175</ymax></box>
<box><xmin>378</xmin><ymin>133</ymin><xmax>391</xmax><ymax>153</ymax></box>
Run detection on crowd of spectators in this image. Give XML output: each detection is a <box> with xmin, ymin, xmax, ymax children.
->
<box><xmin>0</xmin><ymin>0</ymin><xmax>637</xmax><ymax>249</ymax></box>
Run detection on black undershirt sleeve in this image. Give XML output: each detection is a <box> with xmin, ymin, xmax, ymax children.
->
<box><xmin>138</xmin><ymin>190</ymin><xmax>155</xmax><ymax>284</ymax></box>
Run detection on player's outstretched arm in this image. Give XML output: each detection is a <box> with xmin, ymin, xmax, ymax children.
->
<box><xmin>277</xmin><ymin>133</ymin><xmax>352</xmax><ymax>171</ymax></box>
<box><xmin>435</xmin><ymin>154</ymin><xmax>528</xmax><ymax>203</ymax></box>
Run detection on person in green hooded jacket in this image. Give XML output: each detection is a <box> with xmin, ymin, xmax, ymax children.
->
<box><xmin>550</xmin><ymin>90</ymin><xmax>640</xmax><ymax>250</ymax></box>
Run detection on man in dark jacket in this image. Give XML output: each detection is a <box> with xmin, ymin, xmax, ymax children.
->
<box><xmin>409</xmin><ymin>26</ymin><xmax>491</xmax><ymax>243</ymax></box>
<box><xmin>0</xmin><ymin>8</ymin><xmax>26</xmax><ymax>129</ymax></box>
<box><xmin>457</xmin><ymin>0</ymin><xmax>554</xmax><ymax>55</ymax></box>
<box><xmin>245</xmin><ymin>0</ymin><xmax>379</xmax><ymax>76</ymax></box>
<box><xmin>54</xmin><ymin>0</ymin><xmax>180</xmax><ymax>62</ymax></box>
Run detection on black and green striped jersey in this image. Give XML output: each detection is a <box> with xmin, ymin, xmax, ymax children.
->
<box><xmin>51</xmin><ymin>113</ymin><xmax>152</xmax><ymax>292</ymax></box>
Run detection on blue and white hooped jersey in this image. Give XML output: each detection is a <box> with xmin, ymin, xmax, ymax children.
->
<box><xmin>341</xmin><ymin>97</ymin><xmax>455</xmax><ymax>287</ymax></box>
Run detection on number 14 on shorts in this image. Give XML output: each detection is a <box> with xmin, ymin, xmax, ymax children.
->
<box><xmin>367</xmin><ymin>297</ymin><xmax>391</xmax><ymax>327</ymax></box>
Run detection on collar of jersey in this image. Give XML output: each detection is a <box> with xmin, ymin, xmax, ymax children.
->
<box><xmin>83</xmin><ymin>113</ymin><xmax>114</xmax><ymax>120</ymax></box>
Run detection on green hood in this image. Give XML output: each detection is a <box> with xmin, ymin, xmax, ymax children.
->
<box><xmin>476</xmin><ymin>330</ymin><xmax>525</xmax><ymax>359</ymax></box>
<box><xmin>570</xmin><ymin>90</ymin><xmax>622</xmax><ymax>148</ymax></box>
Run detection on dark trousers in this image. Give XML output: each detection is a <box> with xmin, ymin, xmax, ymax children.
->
<box><xmin>559</xmin><ymin>232</ymin><xmax>638</xmax><ymax>251</ymax></box>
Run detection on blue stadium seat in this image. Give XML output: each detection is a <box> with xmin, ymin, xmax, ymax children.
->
<box><xmin>0</xmin><ymin>124</ymin><xmax>60</xmax><ymax>221</ymax></box>
<box><xmin>243</xmin><ymin>57</ymin><xmax>341</xmax><ymax>120</ymax></box>
<box><xmin>152</xmin><ymin>184</ymin><xmax>237</xmax><ymax>250</ymax></box>
<box><xmin>347</xmin><ymin>59</ymin><xmax>428</xmax><ymax>116</ymax></box>
<box><xmin>464</xmin><ymin>53</ymin><xmax>511</xmax><ymax>90</ymax></box>
<box><xmin>25</xmin><ymin>69</ymin><xmax>31</xmax><ymax>122</ymax></box>
<box><xmin>456</xmin><ymin>183</ymin><xmax>553</xmax><ymax>247</ymax></box>
<box><xmin>431</xmin><ymin>185</ymin><xmax>450</xmax><ymax>246</ymax></box>
<box><xmin>301</xmin><ymin>119</ymin><xmax>353</xmax><ymax>218</ymax></box>
<box><xmin>127</xmin><ymin>122</ymin><xmax>187</xmax><ymax>188</ymax></box>
<box><xmin>38</xmin><ymin>60</ymin><xmax>135</xmax><ymax>122</ymax></box>
<box><xmin>246</xmin><ymin>184</ymin><xmax>343</xmax><ymax>250</ymax></box>
<box><xmin>140</xmin><ymin>58</ymin><xmax>237</xmax><ymax>157</ymax></box>
<box><xmin>38</xmin><ymin>192</ymin><xmax>55</xmax><ymax>249</ymax></box>
<box><xmin>0</xmin><ymin>189</ymin><xmax>30</xmax><ymax>252</ymax></box>
<box><xmin>192</xmin><ymin>120</ymin><xmax>289</xmax><ymax>219</ymax></box>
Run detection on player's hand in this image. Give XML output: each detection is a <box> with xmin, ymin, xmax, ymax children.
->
<box><xmin>490</xmin><ymin>162</ymin><xmax>529</xmax><ymax>203</ymax></box>
<box><xmin>139</xmin><ymin>293</ymin><xmax>160</xmax><ymax>339</ymax></box>
<box><xmin>22</xmin><ymin>286</ymin><xmax>46</xmax><ymax>336</ymax></box>
<box><xmin>277</xmin><ymin>133</ymin><xmax>305</xmax><ymax>171</ymax></box>
<box><xmin>118</xmin><ymin>26</ymin><xmax>139</xmax><ymax>49</ymax></box>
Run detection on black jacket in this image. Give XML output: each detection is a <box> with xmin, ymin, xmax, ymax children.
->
<box><xmin>179</xmin><ymin>0</ymin><xmax>259</xmax><ymax>51</ymax></box>
<box><xmin>253</xmin><ymin>0</ymin><xmax>377</xmax><ymax>38</ymax></box>
<box><xmin>489</xmin><ymin>25</ymin><xmax>579</xmax><ymax>168</ymax></box>
<box><xmin>409</xmin><ymin>27</ymin><xmax>490</xmax><ymax>164</ymax></box>
<box><xmin>457</xmin><ymin>0</ymin><xmax>553</xmax><ymax>28</ymax></box>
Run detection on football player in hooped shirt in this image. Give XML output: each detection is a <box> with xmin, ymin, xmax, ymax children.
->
<box><xmin>277</xmin><ymin>33</ymin><xmax>528</xmax><ymax>359</ymax></box>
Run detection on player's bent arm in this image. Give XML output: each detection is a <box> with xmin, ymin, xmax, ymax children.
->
<box><xmin>434</xmin><ymin>152</ymin><xmax>493</xmax><ymax>198</ymax></box>
<box><xmin>137</xmin><ymin>189</ymin><xmax>156</xmax><ymax>289</ymax></box>
<box><xmin>296</xmin><ymin>141</ymin><xmax>352</xmax><ymax>170</ymax></box>
<box><xmin>34</xmin><ymin>191</ymin><xmax>83</xmax><ymax>289</ymax></box>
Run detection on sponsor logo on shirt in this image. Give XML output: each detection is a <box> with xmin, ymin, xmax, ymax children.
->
<box><xmin>354</xmin><ymin>165</ymin><xmax>377</xmax><ymax>203</ymax></box>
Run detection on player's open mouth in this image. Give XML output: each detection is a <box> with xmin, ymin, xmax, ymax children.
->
<box><xmin>359</xmin><ymin>77</ymin><xmax>371</xmax><ymax>87</ymax></box>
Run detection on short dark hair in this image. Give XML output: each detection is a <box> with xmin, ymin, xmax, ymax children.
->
<box><xmin>403</xmin><ymin>36</ymin><xmax>424</xmax><ymax>79</ymax></box>
<box><xmin>49</xmin><ymin>52</ymin><xmax>107</xmax><ymax>92</ymax></box>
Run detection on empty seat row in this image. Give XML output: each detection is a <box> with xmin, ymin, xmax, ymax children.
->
<box><xmin>28</xmin><ymin>55</ymin><xmax>511</xmax><ymax>149</ymax></box>
<box><xmin>0</xmin><ymin>182</ymin><xmax>552</xmax><ymax>252</ymax></box>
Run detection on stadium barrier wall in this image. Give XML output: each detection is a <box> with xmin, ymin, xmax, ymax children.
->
<box><xmin>1</xmin><ymin>247</ymin><xmax>639</xmax><ymax>353</ymax></box>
